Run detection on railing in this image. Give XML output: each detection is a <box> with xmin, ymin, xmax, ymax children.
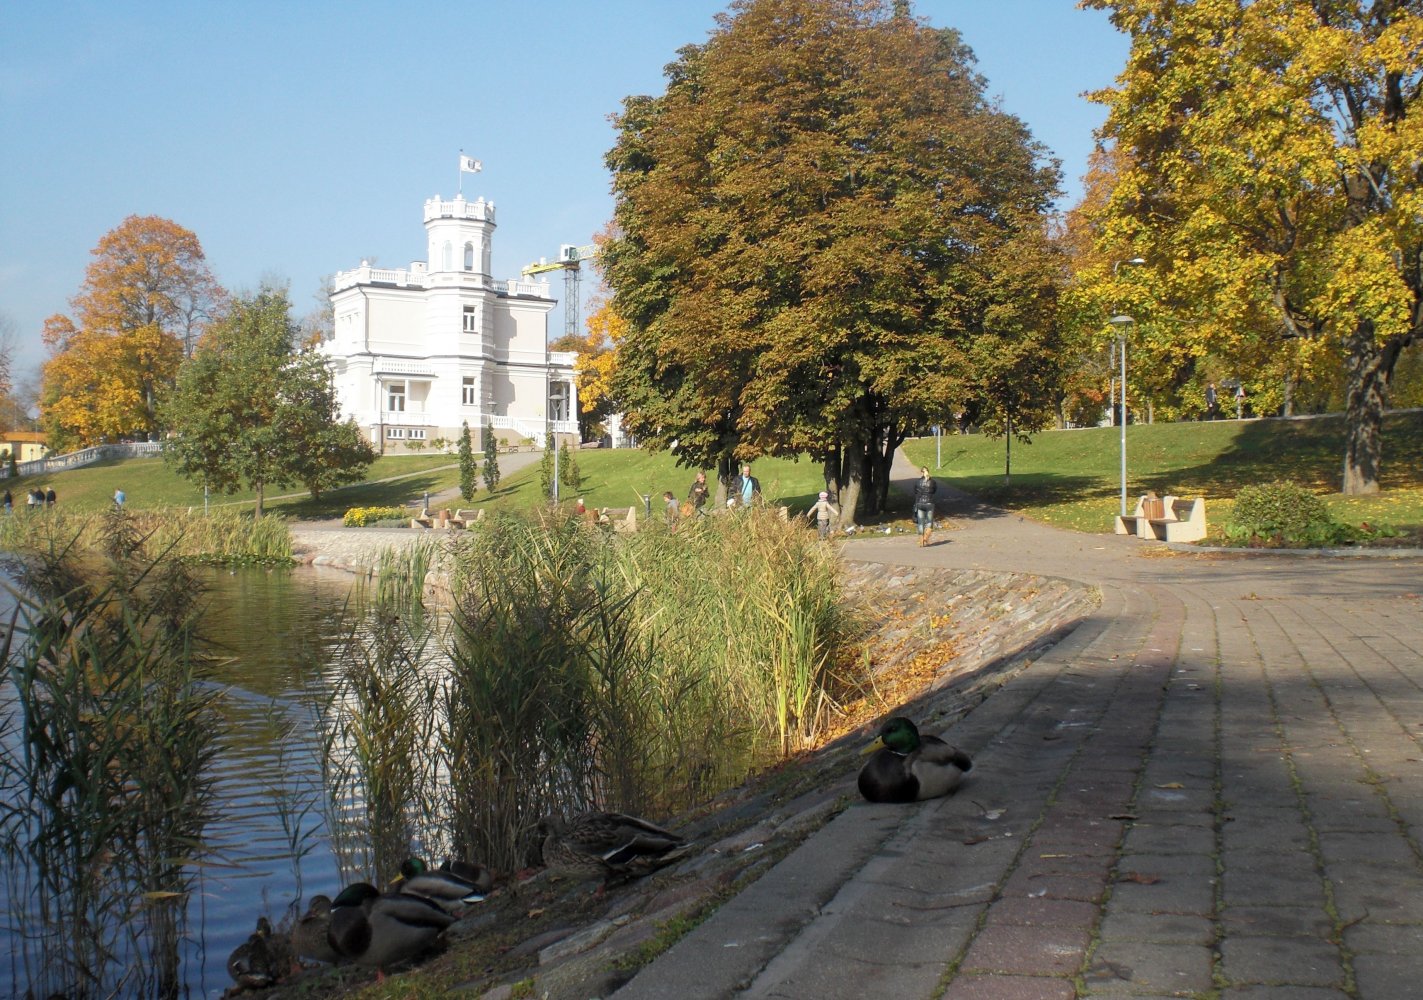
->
<box><xmin>3</xmin><ymin>441</ymin><xmax>163</xmax><ymax>479</ymax></box>
<box><xmin>488</xmin><ymin>415</ymin><xmax>577</xmax><ymax>443</ymax></box>
<box><xmin>423</xmin><ymin>196</ymin><xmax>496</xmax><ymax>223</ymax></box>
<box><xmin>498</xmin><ymin>279</ymin><xmax>551</xmax><ymax>298</ymax></box>
<box><xmin>330</xmin><ymin>265</ymin><xmax>431</xmax><ymax>292</ymax></box>
<box><xmin>371</xmin><ymin>357</ymin><xmax>437</xmax><ymax>376</ymax></box>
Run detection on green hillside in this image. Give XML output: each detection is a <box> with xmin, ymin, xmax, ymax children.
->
<box><xmin>902</xmin><ymin>411</ymin><xmax>1423</xmax><ymax>536</ymax></box>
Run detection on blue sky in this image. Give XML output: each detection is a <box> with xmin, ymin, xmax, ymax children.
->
<box><xmin>0</xmin><ymin>1</ymin><xmax>1129</xmax><ymax>381</ymax></box>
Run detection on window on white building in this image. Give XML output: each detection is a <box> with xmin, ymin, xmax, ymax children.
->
<box><xmin>408</xmin><ymin>428</ymin><xmax>427</xmax><ymax>440</ymax></box>
<box><xmin>442</xmin><ymin>242</ymin><xmax>452</xmax><ymax>271</ymax></box>
<box><xmin>462</xmin><ymin>377</ymin><xmax>477</xmax><ymax>405</ymax></box>
<box><xmin>464</xmin><ymin>242</ymin><xmax>475</xmax><ymax>271</ymax></box>
<box><xmin>387</xmin><ymin>382</ymin><xmax>406</xmax><ymax>412</ymax></box>
<box><xmin>463</xmin><ymin>306</ymin><xmax>477</xmax><ymax>333</ymax></box>
<box><xmin>386</xmin><ymin>427</ymin><xmax>406</xmax><ymax>439</ymax></box>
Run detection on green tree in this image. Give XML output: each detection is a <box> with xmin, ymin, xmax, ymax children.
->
<box><xmin>482</xmin><ymin>422</ymin><xmax>501</xmax><ymax>492</ymax></box>
<box><xmin>1084</xmin><ymin>0</ymin><xmax>1423</xmax><ymax>493</ymax></box>
<box><xmin>458</xmin><ymin>420</ymin><xmax>478</xmax><ymax>502</ymax></box>
<box><xmin>558</xmin><ymin>440</ymin><xmax>582</xmax><ymax>492</ymax></box>
<box><xmin>162</xmin><ymin>287</ymin><xmax>374</xmax><ymax>516</ymax></box>
<box><xmin>602</xmin><ymin>0</ymin><xmax>1062</xmax><ymax>521</ymax></box>
<box><xmin>539</xmin><ymin>433</ymin><xmax>556</xmax><ymax>501</ymax></box>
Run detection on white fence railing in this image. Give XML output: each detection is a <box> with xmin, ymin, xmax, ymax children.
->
<box><xmin>489</xmin><ymin>415</ymin><xmax>577</xmax><ymax>443</ymax></box>
<box><xmin>3</xmin><ymin>441</ymin><xmax>163</xmax><ymax>479</ymax></box>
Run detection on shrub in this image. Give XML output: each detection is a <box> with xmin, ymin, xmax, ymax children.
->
<box><xmin>344</xmin><ymin>506</ymin><xmax>409</xmax><ymax>527</ymax></box>
<box><xmin>1225</xmin><ymin>481</ymin><xmax>1356</xmax><ymax>547</ymax></box>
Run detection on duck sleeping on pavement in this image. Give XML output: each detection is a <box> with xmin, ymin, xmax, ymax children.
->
<box><xmin>858</xmin><ymin>716</ymin><xmax>973</xmax><ymax>803</ymax></box>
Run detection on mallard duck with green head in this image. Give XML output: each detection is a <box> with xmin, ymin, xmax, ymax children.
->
<box><xmin>327</xmin><ymin>881</ymin><xmax>454</xmax><ymax>972</ymax></box>
<box><xmin>858</xmin><ymin>716</ymin><xmax>972</xmax><ymax>803</ymax></box>
<box><xmin>290</xmin><ymin>894</ymin><xmax>340</xmax><ymax>966</ymax></box>
<box><xmin>391</xmin><ymin>856</ymin><xmax>490</xmax><ymax>913</ymax></box>
<box><xmin>538</xmin><ymin>811</ymin><xmax>692</xmax><ymax>882</ymax></box>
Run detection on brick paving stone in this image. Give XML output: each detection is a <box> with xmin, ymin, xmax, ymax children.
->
<box><xmin>1119</xmin><ymin>822</ymin><xmax>1214</xmax><ymax>856</ymax></box>
<box><xmin>1342</xmin><ymin>921</ymin><xmax>1423</xmax><ymax>954</ymax></box>
<box><xmin>1218</xmin><ymin>936</ymin><xmax>1344</xmax><ymax>988</ymax></box>
<box><xmin>1219</xmin><ymin>906</ymin><xmax>1334</xmax><ymax>939</ymax></box>
<box><xmin>1105</xmin><ymin>873</ymin><xmax>1215</xmax><ymax>915</ymax></box>
<box><xmin>1352</xmin><ymin>952</ymin><xmax>1421</xmax><ymax>999</ymax></box>
<box><xmin>1315</xmin><ymin>830</ymin><xmax>1418</xmax><ymax>866</ymax></box>
<box><xmin>989</xmin><ymin>895</ymin><xmax>1098</xmax><ymax>927</ymax></box>
<box><xmin>1082</xmin><ymin>939</ymin><xmax>1215</xmax><ymax>994</ymax></box>
<box><xmin>1328</xmin><ymin>867</ymin><xmax>1423</xmax><ymax>923</ymax></box>
<box><xmin>942</xmin><ymin>974</ymin><xmax>1077</xmax><ymax>1000</ymax></box>
<box><xmin>1219</xmin><ymin>988</ymin><xmax>1351</xmax><ymax>999</ymax></box>
<box><xmin>1096</xmin><ymin>910</ymin><xmax>1215</xmax><ymax>945</ymax></box>
<box><xmin>959</xmin><ymin>922</ymin><xmax>1091</xmax><ymax>975</ymax></box>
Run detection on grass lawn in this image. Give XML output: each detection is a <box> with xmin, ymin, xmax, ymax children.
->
<box><xmin>902</xmin><ymin>410</ymin><xmax>1423</xmax><ymax>540</ymax></box>
<box><xmin>15</xmin><ymin>411</ymin><xmax>1422</xmax><ymax>542</ymax></box>
<box><xmin>5</xmin><ymin>454</ymin><xmax>460</xmax><ymax>519</ymax></box>
<box><xmin>454</xmin><ymin>449</ymin><xmax>832</xmax><ymax>518</ymax></box>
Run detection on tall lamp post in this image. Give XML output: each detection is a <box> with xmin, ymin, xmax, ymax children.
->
<box><xmin>1109</xmin><ymin>257</ymin><xmax>1146</xmax><ymax>517</ymax></box>
<box><xmin>1110</xmin><ymin>314</ymin><xmax>1135</xmax><ymax>516</ymax></box>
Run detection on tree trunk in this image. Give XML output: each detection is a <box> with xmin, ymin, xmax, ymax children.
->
<box><xmin>1340</xmin><ymin>321</ymin><xmax>1403</xmax><ymax>495</ymax></box>
<box><xmin>255</xmin><ymin>484</ymin><xmax>265</xmax><ymax>518</ymax></box>
<box><xmin>1003</xmin><ymin>414</ymin><xmax>1012</xmax><ymax>487</ymax></box>
<box><xmin>839</xmin><ymin>440</ymin><xmax>866</xmax><ymax>527</ymax></box>
<box><xmin>823</xmin><ymin>450</ymin><xmax>845</xmax><ymax>522</ymax></box>
<box><xmin>1282</xmin><ymin>372</ymin><xmax>1295</xmax><ymax>417</ymax></box>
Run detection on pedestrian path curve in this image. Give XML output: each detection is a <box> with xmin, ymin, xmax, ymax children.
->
<box><xmin>613</xmin><ymin>451</ymin><xmax>1423</xmax><ymax>999</ymax></box>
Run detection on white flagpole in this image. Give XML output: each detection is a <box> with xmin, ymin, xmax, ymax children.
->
<box><xmin>458</xmin><ymin>149</ymin><xmax>464</xmax><ymax>197</ymax></box>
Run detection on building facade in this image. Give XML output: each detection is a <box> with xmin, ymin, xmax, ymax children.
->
<box><xmin>322</xmin><ymin>192</ymin><xmax>578</xmax><ymax>453</ymax></box>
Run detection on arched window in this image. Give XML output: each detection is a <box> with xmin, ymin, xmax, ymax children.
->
<box><xmin>464</xmin><ymin>242</ymin><xmax>475</xmax><ymax>271</ymax></box>
<box><xmin>442</xmin><ymin>242</ymin><xmax>452</xmax><ymax>271</ymax></box>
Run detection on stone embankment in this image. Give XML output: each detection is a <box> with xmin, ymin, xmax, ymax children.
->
<box><xmin>267</xmin><ymin>525</ymin><xmax>1098</xmax><ymax>999</ymax></box>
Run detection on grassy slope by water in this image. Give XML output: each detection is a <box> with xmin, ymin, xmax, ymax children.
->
<box><xmin>901</xmin><ymin>410</ymin><xmax>1423</xmax><ymax>537</ymax></box>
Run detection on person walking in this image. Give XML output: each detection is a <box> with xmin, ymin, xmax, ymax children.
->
<box><xmin>729</xmin><ymin>464</ymin><xmax>761</xmax><ymax>508</ymax></box>
<box><xmin>663</xmin><ymin>490</ymin><xmax>680</xmax><ymax>525</ymax></box>
<box><xmin>1205</xmin><ymin>381</ymin><xmax>1219</xmax><ymax>420</ymax></box>
<box><xmin>2</xmin><ymin>489</ymin><xmax>10</xmax><ymax>514</ymax></box>
<box><xmin>113</xmin><ymin>488</ymin><xmax>126</xmax><ymax>508</ymax></box>
<box><xmin>687</xmin><ymin>471</ymin><xmax>710</xmax><ymax>513</ymax></box>
<box><xmin>45</xmin><ymin>487</ymin><xmax>56</xmax><ymax>507</ymax></box>
<box><xmin>913</xmin><ymin>467</ymin><xmax>937</xmax><ymax>546</ymax></box>
<box><xmin>808</xmin><ymin>491</ymin><xmax>839</xmax><ymax>540</ymax></box>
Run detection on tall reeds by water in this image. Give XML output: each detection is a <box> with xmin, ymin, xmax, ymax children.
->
<box><xmin>315</xmin><ymin>507</ymin><xmax>862</xmax><ymax>876</ymax></box>
<box><xmin>0</xmin><ymin>511</ymin><xmax>223</xmax><ymax>999</ymax></box>
<box><xmin>0</xmin><ymin>506</ymin><xmax>293</xmax><ymax>565</ymax></box>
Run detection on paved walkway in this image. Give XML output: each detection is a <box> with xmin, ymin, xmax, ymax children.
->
<box><xmin>614</xmin><ymin>453</ymin><xmax>1423</xmax><ymax>999</ymax></box>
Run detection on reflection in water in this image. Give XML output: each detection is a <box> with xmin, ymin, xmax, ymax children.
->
<box><xmin>1</xmin><ymin>565</ymin><xmax>358</xmax><ymax>999</ymax></box>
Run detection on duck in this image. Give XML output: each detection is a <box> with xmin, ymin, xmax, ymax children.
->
<box><xmin>227</xmin><ymin>915</ymin><xmax>282</xmax><ymax>989</ymax></box>
<box><xmin>390</xmin><ymin>856</ymin><xmax>490</xmax><ymax>913</ymax></box>
<box><xmin>857</xmin><ymin>716</ymin><xmax>973</xmax><ymax>803</ymax></box>
<box><xmin>538</xmin><ymin>811</ymin><xmax>693</xmax><ymax>882</ymax></box>
<box><xmin>327</xmin><ymin>881</ymin><xmax>454</xmax><ymax>972</ymax></box>
<box><xmin>290</xmin><ymin>894</ymin><xmax>340</xmax><ymax>966</ymax></box>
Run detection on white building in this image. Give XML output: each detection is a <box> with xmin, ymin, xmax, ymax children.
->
<box><xmin>322</xmin><ymin>191</ymin><xmax>578</xmax><ymax>453</ymax></box>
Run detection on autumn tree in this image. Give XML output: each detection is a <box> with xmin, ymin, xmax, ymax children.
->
<box><xmin>162</xmin><ymin>287</ymin><xmax>374</xmax><ymax>516</ymax></box>
<box><xmin>602</xmin><ymin>0</ymin><xmax>1062</xmax><ymax>520</ymax></box>
<box><xmin>1084</xmin><ymin>0</ymin><xmax>1423</xmax><ymax>493</ymax></box>
<box><xmin>41</xmin><ymin>216</ymin><xmax>225</xmax><ymax>449</ymax></box>
<box><xmin>551</xmin><ymin>296</ymin><xmax>622</xmax><ymax>442</ymax></box>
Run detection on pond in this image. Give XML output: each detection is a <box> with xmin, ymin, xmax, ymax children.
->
<box><xmin>1</xmin><ymin>565</ymin><xmax>364</xmax><ymax>999</ymax></box>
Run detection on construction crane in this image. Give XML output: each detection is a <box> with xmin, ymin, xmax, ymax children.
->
<box><xmin>521</xmin><ymin>243</ymin><xmax>597</xmax><ymax>340</ymax></box>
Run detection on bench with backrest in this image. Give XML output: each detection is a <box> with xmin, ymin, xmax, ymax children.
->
<box><xmin>1115</xmin><ymin>494</ymin><xmax>1206</xmax><ymax>542</ymax></box>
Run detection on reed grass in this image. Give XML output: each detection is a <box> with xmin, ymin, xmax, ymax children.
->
<box><xmin>313</xmin><ymin>542</ymin><xmax>444</xmax><ymax>884</ymax></box>
<box><xmin>0</xmin><ymin>513</ymin><xmax>223</xmax><ymax>999</ymax></box>
<box><xmin>0</xmin><ymin>507</ymin><xmax>293</xmax><ymax>565</ymax></box>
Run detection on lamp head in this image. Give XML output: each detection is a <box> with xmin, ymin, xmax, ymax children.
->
<box><xmin>1109</xmin><ymin>315</ymin><xmax>1135</xmax><ymax>326</ymax></box>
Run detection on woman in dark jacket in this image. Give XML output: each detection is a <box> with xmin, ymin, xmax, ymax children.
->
<box><xmin>913</xmin><ymin>467</ymin><xmax>936</xmax><ymax>546</ymax></box>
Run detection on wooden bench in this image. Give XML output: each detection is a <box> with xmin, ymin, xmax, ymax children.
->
<box><xmin>1115</xmin><ymin>494</ymin><xmax>1207</xmax><ymax>543</ymax></box>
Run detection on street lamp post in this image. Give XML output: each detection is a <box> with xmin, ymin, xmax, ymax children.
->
<box><xmin>1110</xmin><ymin>314</ymin><xmax>1135</xmax><ymax>516</ymax></box>
<box><xmin>1109</xmin><ymin>258</ymin><xmax>1146</xmax><ymax>517</ymax></box>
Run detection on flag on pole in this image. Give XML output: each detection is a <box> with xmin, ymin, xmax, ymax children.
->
<box><xmin>459</xmin><ymin>155</ymin><xmax>482</xmax><ymax>174</ymax></box>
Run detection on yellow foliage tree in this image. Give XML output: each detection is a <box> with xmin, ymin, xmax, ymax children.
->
<box><xmin>41</xmin><ymin>216</ymin><xmax>224</xmax><ymax>449</ymax></box>
<box><xmin>1084</xmin><ymin>0</ymin><xmax>1423</xmax><ymax>493</ymax></box>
